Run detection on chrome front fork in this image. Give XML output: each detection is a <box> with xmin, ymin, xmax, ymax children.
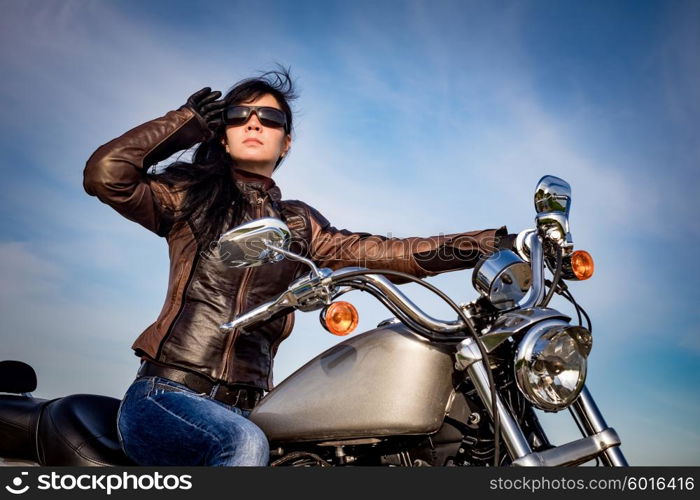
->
<box><xmin>572</xmin><ymin>387</ymin><xmax>629</xmax><ymax>466</ymax></box>
<box><xmin>455</xmin><ymin>338</ymin><xmax>628</xmax><ymax>466</ymax></box>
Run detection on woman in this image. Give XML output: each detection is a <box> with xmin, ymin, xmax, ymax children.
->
<box><xmin>84</xmin><ymin>69</ymin><xmax>512</xmax><ymax>466</ymax></box>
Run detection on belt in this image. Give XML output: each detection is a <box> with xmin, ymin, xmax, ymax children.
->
<box><xmin>137</xmin><ymin>361</ymin><xmax>264</xmax><ymax>411</ymax></box>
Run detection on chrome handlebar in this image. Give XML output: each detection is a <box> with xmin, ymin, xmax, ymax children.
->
<box><xmin>221</xmin><ymin>230</ymin><xmax>550</xmax><ymax>335</ymax></box>
<box><xmin>329</xmin><ymin>268</ymin><xmax>466</xmax><ymax>333</ymax></box>
<box><xmin>220</xmin><ymin>268</ymin><xmax>335</xmax><ymax>333</ymax></box>
<box><xmin>219</xmin><ymin>294</ymin><xmax>291</xmax><ymax>333</ymax></box>
<box><xmin>220</xmin><ymin>266</ymin><xmax>467</xmax><ymax>334</ymax></box>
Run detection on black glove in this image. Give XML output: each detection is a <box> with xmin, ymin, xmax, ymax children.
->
<box><xmin>184</xmin><ymin>87</ymin><xmax>226</xmax><ymax>136</ymax></box>
<box><xmin>495</xmin><ymin>226</ymin><xmax>517</xmax><ymax>251</ymax></box>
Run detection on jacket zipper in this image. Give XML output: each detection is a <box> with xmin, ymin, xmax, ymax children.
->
<box><xmin>222</xmin><ymin>192</ymin><xmax>266</xmax><ymax>379</ymax></box>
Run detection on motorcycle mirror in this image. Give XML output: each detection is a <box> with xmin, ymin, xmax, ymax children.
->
<box><xmin>534</xmin><ymin>175</ymin><xmax>571</xmax><ymax>216</ymax></box>
<box><xmin>534</xmin><ymin>175</ymin><xmax>572</xmax><ymax>245</ymax></box>
<box><xmin>217</xmin><ymin>217</ymin><xmax>292</xmax><ymax>268</ymax></box>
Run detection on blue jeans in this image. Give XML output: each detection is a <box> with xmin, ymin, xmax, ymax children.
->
<box><xmin>116</xmin><ymin>375</ymin><xmax>269</xmax><ymax>466</ymax></box>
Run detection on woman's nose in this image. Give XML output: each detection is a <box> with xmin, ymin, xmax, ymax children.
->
<box><xmin>246</xmin><ymin>113</ymin><xmax>262</xmax><ymax>130</ymax></box>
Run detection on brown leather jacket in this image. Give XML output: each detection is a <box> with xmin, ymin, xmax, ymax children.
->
<box><xmin>83</xmin><ymin>106</ymin><xmax>503</xmax><ymax>391</ymax></box>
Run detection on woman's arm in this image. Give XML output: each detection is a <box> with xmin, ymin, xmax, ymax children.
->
<box><xmin>304</xmin><ymin>203</ymin><xmax>507</xmax><ymax>281</ymax></box>
<box><xmin>83</xmin><ymin>106</ymin><xmax>210</xmax><ymax>236</ymax></box>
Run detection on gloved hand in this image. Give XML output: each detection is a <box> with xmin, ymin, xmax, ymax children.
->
<box><xmin>495</xmin><ymin>226</ymin><xmax>518</xmax><ymax>251</ymax></box>
<box><xmin>184</xmin><ymin>87</ymin><xmax>226</xmax><ymax>137</ymax></box>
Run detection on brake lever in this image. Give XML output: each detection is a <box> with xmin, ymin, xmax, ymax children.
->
<box><xmin>287</xmin><ymin>268</ymin><xmax>335</xmax><ymax>312</ymax></box>
<box><xmin>219</xmin><ymin>268</ymin><xmax>336</xmax><ymax>333</ymax></box>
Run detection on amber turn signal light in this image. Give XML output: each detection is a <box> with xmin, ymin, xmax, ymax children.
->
<box><xmin>320</xmin><ymin>301</ymin><xmax>359</xmax><ymax>336</ymax></box>
<box><xmin>571</xmin><ymin>250</ymin><xmax>594</xmax><ymax>280</ymax></box>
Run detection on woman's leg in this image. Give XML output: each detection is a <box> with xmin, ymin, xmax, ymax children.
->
<box><xmin>117</xmin><ymin>376</ymin><xmax>269</xmax><ymax>466</ymax></box>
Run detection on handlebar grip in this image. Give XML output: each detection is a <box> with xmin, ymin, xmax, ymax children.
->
<box><xmin>219</xmin><ymin>301</ymin><xmax>281</xmax><ymax>332</ymax></box>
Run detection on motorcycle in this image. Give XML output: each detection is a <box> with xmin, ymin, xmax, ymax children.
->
<box><xmin>0</xmin><ymin>175</ymin><xmax>628</xmax><ymax>467</ymax></box>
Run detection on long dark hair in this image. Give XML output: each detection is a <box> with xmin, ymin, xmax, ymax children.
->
<box><xmin>153</xmin><ymin>67</ymin><xmax>297</xmax><ymax>247</ymax></box>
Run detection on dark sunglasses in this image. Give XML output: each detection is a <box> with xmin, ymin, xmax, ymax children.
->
<box><xmin>222</xmin><ymin>105</ymin><xmax>289</xmax><ymax>132</ymax></box>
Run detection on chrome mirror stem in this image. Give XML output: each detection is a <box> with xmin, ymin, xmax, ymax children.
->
<box><xmin>266</xmin><ymin>243</ymin><xmax>322</xmax><ymax>279</ymax></box>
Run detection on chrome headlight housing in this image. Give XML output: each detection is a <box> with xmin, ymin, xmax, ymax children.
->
<box><xmin>515</xmin><ymin>320</ymin><xmax>592</xmax><ymax>411</ymax></box>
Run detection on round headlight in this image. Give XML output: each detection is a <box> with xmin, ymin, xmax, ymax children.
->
<box><xmin>515</xmin><ymin>321</ymin><xmax>592</xmax><ymax>411</ymax></box>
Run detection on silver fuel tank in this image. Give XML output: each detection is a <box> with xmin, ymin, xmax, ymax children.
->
<box><xmin>249</xmin><ymin>323</ymin><xmax>457</xmax><ymax>443</ymax></box>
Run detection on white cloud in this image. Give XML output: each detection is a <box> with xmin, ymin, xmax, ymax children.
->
<box><xmin>0</xmin><ymin>242</ymin><xmax>64</xmax><ymax>299</ymax></box>
<box><xmin>0</xmin><ymin>241</ymin><xmax>161</xmax><ymax>398</ymax></box>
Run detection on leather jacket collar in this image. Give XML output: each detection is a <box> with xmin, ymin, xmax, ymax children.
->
<box><xmin>233</xmin><ymin>168</ymin><xmax>282</xmax><ymax>202</ymax></box>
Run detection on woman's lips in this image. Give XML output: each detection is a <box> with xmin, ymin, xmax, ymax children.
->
<box><xmin>243</xmin><ymin>138</ymin><xmax>263</xmax><ymax>145</ymax></box>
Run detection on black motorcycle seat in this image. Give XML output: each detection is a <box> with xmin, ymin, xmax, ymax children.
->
<box><xmin>37</xmin><ymin>394</ymin><xmax>135</xmax><ymax>466</ymax></box>
<box><xmin>0</xmin><ymin>394</ymin><xmax>49</xmax><ymax>462</ymax></box>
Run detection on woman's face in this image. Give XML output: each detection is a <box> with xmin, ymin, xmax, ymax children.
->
<box><xmin>222</xmin><ymin>93</ymin><xmax>291</xmax><ymax>176</ymax></box>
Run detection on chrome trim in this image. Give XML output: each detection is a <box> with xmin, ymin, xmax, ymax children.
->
<box><xmin>455</xmin><ymin>338</ymin><xmax>533</xmax><ymax>460</ymax></box>
<box><xmin>533</xmin><ymin>174</ymin><xmax>574</xmax><ymax>255</ymax></box>
<box><xmin>377</xmin><ymin>317</ymin><xmax>401</xmax><ymax>328</ymax></box>
<box><xmin>217</xmin><ymin>217</ymin><xmax>290</xmax><ymax>268</ymax></box>
<box><xmin>267</xmin><ymin>243</ymin><xmax>323</xmax><ymax>279</ymax></box>
<box><xmin>479</xmin><ymin>308</ymin><xmax>570</xmax><ymax>352</ymax></box>
<box><xmin>220</xmin><ymin>293</ymin><xmax>288</xmax><ymax>332</ymax></box>
<box><xmin>285</xmin><ymin>268</ymin><xmax>335</xmax><ymax>311</ymax></box>
<box><xmin>343</xmin><ymin>279</ymin><xmax>452</xmax><ymax>339</ymax></box>
<box><xmin>317</xmin><ymin>438</ymin><xmax>382</xmax><ymax>447</ymax></box>
<box><xmin>512</xmin><ymin>428</ymin><xmax>621</xmax><ymax>467</ymax></box>
<box><xmin>516</xmin><ymin>232</ymin><xmax>545</xmax><ymax>310</ymax></box>
<box><xmin>473</xmin><ymin>250</ymin><xmax>532</xmax><ymax>310</ymax></box>
<box><xmin>515</xmin><ymin>229</ymin><xmax>535</xmax><ymax>262</ymax></box>
<box><xmin>573</xmin><ymin>387</ymin><xmax>629</xmax><ymax>466</ymax></box>
<box><xmin>330</xmin><ymin>268</ymin><xmax>466</xmax><ymax>333</ymax></box>
<box><xmin>220</xmin><ymin>268</ymin><xmax>334</xmax><ymax>332</ymax></box>
<box><xmin>536</xmin><ymin>212</ymin><xmax>571</xmax><ymax>246</ymax></box>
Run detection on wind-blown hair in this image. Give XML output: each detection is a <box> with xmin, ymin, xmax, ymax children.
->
<box><xmin>152</xmin><ymin>67</ymin><xmax>297</xmax><ymax>247</ymax></box>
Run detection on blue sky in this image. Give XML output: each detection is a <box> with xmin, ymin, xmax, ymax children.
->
<box><xmin>1</xmin><ymin>0</ymin><xmax>698</xmax><ymax>465</ymax></box>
